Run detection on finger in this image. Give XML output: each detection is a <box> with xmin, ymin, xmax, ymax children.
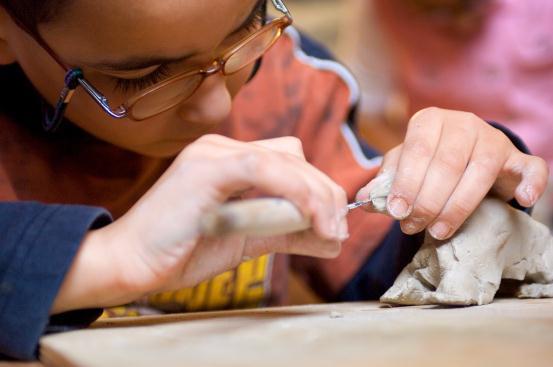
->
<box><xmin>211</xmin><ymin>152</ymin><xmax>343</xmax><ymax>241</ymax></box>
<box><xmin>176</xmin><ymin>234</ymin><xmax>247</xmax><ymax>289</ymax></box>
<box><xmin>253</xmin><ymin>136</ymin><xmax>348</xmax><ymax>231</ymax></box>
<box><xmin>355</xmin><ymin>146</ymin><xmax>401</xmax><ymax>210</ymax></box>
<box><xmin>183</xmin><ymin>229</ymin><xmax>343</xmax><ymax>290</ymax></box>
<box><xmin>426</xmin><ymin>135</ymin><xmax>508</xmax><ymax>240</ymax></box>
<box><xmin>388</xmin><ymin>108</ymin><xmax>444</xmax><ymax>219</ymax></box>
<box><xmin>400</xmin><ymin>122</ymin><xmax>477</xmax><ymax>234</ymax></box>
<box><xmin>297</xmin><ymin>159</ymin><xmax>349</xmax><ymax>238</ymax></box>
<box><xmin>280</xmin><ymin>155</ymin><xmax>349</xmax><ymax>240</ymax></box>
<box><xmin>188</xmin><ymin>139</ymin><xmax>346</xmax><ymax>241</ymax></box>
<box><xmin>243</xmin><ymin>230</ymin><xmax>342</xmax><ymax>259</ymax></box>
<box><xmin>497</xmin><ymin>153</ymin><xmax>549</xmax><ymax>207</ymax></box>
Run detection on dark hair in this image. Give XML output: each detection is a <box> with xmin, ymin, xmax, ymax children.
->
<box><xmin>0</xmin><ymin>0</ymin><xmax>68</xmax><ymax>37</ymax></box>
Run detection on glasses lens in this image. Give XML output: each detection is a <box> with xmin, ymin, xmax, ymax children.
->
<box><xmin>129</xmin><ymin>74</ymin><xmax>204</xmax><ymax>120</ymax></box>
<box><xmin>224</xmin><ymin>24</ymin><xmax>282</xmax><ymax>74</ymax></box>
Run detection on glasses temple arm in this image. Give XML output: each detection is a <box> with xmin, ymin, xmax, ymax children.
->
<box><xmin>44</xmin><ymin>68</ymin><xmax>127</xmax><ymax>131</ymax></box>
<box><xmin>271</xmin><ymin>0</ymin><xmax>291</xmax><ymax>16</ymax></box>
<box><xmin>77</xmin><ymin>79</ymin><xmax>128</xmax><ymax>119</ymax></box>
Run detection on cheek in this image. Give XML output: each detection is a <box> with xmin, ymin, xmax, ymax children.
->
<box><xmin>226</xmin><ymin>63</ymin><xmax>256</xmax><ymax>97</ymax></box>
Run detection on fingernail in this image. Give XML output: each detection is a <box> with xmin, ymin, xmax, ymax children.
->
<box><xmin>401</xmin><ymin>220</ymin><xmax>420</xmax><ymax>235</ymax></box>
<box><xmin>356</xmin><ymin>188</ymin><xmax>368</xmax><ymax>201</ymax></box>
<box><xmin>356</xmin><ymin>183</ymin><xmax>373</xmax><ymax>201</ymax></box>
<box><xmin>522</xmin><ymin>185</ymin><xmax>537</xmax><ymax>205</ymax></box>
<box><xmin>429</xmin><ymin>222</ymin><xmax>452</xmax><ymax>240</ymax></box>
<box><xmin>388</xmin><ymin>197</ymin><xmax>410</xmax><ymax>219</ymax></box>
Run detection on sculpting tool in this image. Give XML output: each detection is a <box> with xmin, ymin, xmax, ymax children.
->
<box><xmin>345</xmin><ymin>199</ymin><xmax>372</xmax><ymax>211</ymax></box>
<box><xmin>201</xmin><ymin>197</ymin><xmax>373</xmax><ymax>237</ymax></box>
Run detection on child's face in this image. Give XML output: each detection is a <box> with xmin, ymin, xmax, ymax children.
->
<box><xmin>3</xmin><ymin>0</ymin><xmax>261</xmax><ymax>157</ymax></box>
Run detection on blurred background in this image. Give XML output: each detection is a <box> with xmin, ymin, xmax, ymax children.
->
<box><xmin>284</xmin><ymin>0</ymin><xmax>346</xmax><ymax>53</ymax></box>
<box><xmin>279</xmin><ymin>0</ymin><xmax>399</xmax><ymax>153</ymax></box>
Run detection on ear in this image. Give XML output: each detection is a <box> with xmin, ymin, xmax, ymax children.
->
<box><xmin>0</xmin><ymin>7</ymin><xmax>17</xmax><ymax>65</ymax></box>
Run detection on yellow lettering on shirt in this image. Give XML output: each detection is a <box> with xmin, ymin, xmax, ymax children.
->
<box><xmin>103</xmin><ymin>254</ymin><xmax>273</xmax><ymax>317</ymax></box>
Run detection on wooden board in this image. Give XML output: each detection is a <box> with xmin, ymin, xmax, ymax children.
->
<box><xmin>40</xmin><ymin>299</ymin><xmax>553</xmax><ymax>367</ymax></box>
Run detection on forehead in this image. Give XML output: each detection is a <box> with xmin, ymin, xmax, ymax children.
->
<box><xmin>39</xmin><ymin>0</ymin><xmax>258</xmax><ymax>65</ymax></box>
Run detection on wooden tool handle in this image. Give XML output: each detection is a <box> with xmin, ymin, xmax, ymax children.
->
<box><xmin>200</xmin><ymin>198</ymin><xmax>311</xmax><ymax>237</ymax></box>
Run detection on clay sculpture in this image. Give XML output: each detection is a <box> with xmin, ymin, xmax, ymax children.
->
<box><xmin>367</xmin><ymin>173</ymin><xmax>553</xmax><ymax>306</ymax></box>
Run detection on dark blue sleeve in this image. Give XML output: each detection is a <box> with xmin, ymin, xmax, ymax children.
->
<box><xmin>0</xmin><ymin>202</ymin><xmax>112</xmax><ymax>360</ymax></box>
<box><xmin>336</xmin><ymin>122</ymin><xmax>532</xmax><ymax>301</ymax></box>
<box><xmin>336</xmin><ymin>222</ymin><xmax>422</xmax><ymax>301</ymax></box>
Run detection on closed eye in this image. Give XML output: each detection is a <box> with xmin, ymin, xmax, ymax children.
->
<box><xmin>112</xmin><ymin>64</ymin><xmax>171</xmax><ymax>94</ymax></box>
<box><xmin>111</xmin><ymin>2</ymin><xmax>265</xmax><ymax>95</ymax></box>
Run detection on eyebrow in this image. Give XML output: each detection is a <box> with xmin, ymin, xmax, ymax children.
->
<box><xmin>87</xmin><ymin>0</ymin><xmax>264</xmax><ymax>72</ymax></box>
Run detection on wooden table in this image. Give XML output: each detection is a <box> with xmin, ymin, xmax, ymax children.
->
<box><xmin>36</xmin><ymin>298</ymin><xmax>553</xmax><ymax>367</ymax></box>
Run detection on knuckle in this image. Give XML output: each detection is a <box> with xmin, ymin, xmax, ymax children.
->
<box><xmin>469</xmin><ymin>156</ymin><xmax>499</xmax><ymax>176</ymax></box>
<box><xmin>418</xmin><ymin>106</ymin><xmax>442</xmax><ymax>118</ymax></box>
<box><xmin>443</xmin><ymin>201</ymin><xmax>473</xmax><ymax>224</ymax></box>
<box><xmin>451</xmin><ymin>111</ymin><xmax>481</xmax><ymax>129</ymax></box>
<box><xmin>197</xmin><ymin>133</ymin><xmax>225</xmax><ymax>144</ymax></box>
<box><xmin>183</xmin><ymin>135</ymin><xmax>228</xmax><ymax>158</ymax></box>
<box><xmin>390</xmin><ymin>176</ymin><xmax>415</xmax><ymax>198</ymax></box>
<box><xmin>175</xmin><ymin>145</ymin><xmax>203</xmax><ymax>166</ymax></box>
<box><xmin>435</xmin><ymin>151</ymin><xmax>467</xmax><ymax>173</ymax></box>
<box><xmin>282</xmin><ymin>136</ymin><xmax>304</xmax><ymax>153</ymax></box>
<box><xmin>403</xmin><ymin>139</ymin><xmax>434</xmax><ymax>159</ymax></box>
<box><xmin>465</xmin><ymin>111</ymin><xmax>480</xmax><ymax>124</ymax></box>
<box><xmin>174</xmin><ymin>158</ymin><xmax>205</xmax><ymax>178</ymax></box>
<box><xmin>238</xmin><ymin>151</ymin><xmax>264</xmax><ymax>174</ymax></box>
<box><xmin>409</xmin><ymin>107</ymin><xmax>438</xmax><ymax>127</ymax></box>
<box><xmin>412</xmin><ymin>202</ymin><xmax>440</xmax><ymax>222</ymax></box>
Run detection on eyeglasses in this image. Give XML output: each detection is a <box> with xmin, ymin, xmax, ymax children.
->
<box><xmin>14</xmin><ymin>0</ymin><xmax>292</xmax><ymax>131</ymax></box>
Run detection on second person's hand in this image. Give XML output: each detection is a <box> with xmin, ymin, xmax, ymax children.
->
<box><xmin>356</xmin><ymin>107</ymin><xmax>548</xmax><ymax>240</ymax></box>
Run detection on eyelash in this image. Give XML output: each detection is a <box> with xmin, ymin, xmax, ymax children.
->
<box><xmin>112</xmin><ymin>7</ymin><xmax>265</xmax><ymax>95</ymax></box>
<box><xmin>113</xmin><ymin>64</ymin><xmax>171</xmax><ymax>94</ymax></box>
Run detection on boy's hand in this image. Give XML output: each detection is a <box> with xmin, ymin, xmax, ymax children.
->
<box><xmin>356</xmin><ymin>107</ymin><xmax>549</xmax><ymax>240</ymax></box>
<box><xmin>53</xmin><ymin>135</ymin><xmax>348</xmax><ymax>313</ymax></box>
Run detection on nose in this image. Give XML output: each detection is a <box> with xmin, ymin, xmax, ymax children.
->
<box><xmin>176</xmin><ymin>73</ymin><xmax>232</xmax><ymax>126</ymax></box>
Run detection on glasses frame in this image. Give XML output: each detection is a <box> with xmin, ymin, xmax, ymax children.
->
<box><xmin>10</xmin><ymin>0</ymin><xmax>292</xmax><ymax>131</ymax></box>
<box><xmin>119</xmin><ymin>15</ymin><xmax>292</xmax><ymax>121</ymax></box>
